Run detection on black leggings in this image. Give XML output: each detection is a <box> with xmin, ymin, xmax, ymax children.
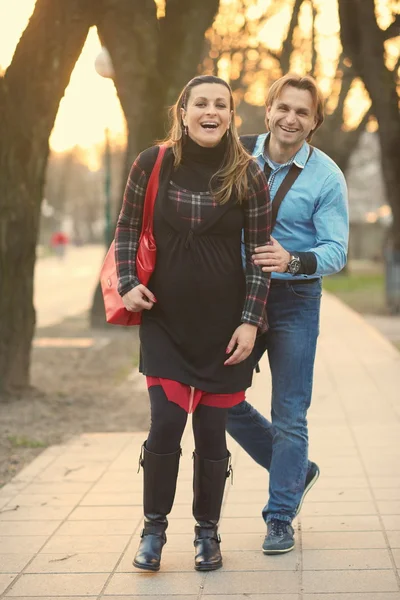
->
<box><xmin>146</xmin><ymin>385</ymin><xmax>228</xmax><ymax>460</ymax></box>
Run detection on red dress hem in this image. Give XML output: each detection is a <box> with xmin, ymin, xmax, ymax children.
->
<box><xmin>146</xmin><ymin>376</ymin><xmax>245</xmax><ymax>414</ymax></box>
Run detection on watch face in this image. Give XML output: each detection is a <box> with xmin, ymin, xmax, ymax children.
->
<box><xmin>288</xmin><ymin>257</ymin><xmax>300</xmax><ymax>274</ymax></box>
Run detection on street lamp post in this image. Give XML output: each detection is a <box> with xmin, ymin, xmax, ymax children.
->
<box><xmin>94</xmin><ymin>47</ymin><xmax>115</xmax><ymax>247</ymax></box>
<box><xmin>103</xmin><ymin>127</ymin><xmax>112</xmax><ymax>247</ymax></box>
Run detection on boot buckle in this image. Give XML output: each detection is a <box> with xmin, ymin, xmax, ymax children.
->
<box><xmin>137</xmin><ymin>442</ymin><xmax>146</xmax><ymax>473</ymax></box>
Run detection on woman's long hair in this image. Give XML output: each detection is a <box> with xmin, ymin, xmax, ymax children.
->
<box><xmin>164</xmin><ymin>75</ymin><xmax>253</xmax><ymax>205</ymax></box>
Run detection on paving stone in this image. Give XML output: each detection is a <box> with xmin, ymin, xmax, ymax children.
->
<box><xmin>202</xmin><ymin>596</ymin><xmax>299</xmax><ymax>600</ymax></box>
<box><xmin>104</xmin><ymin>597</ymin><xmax>198</xmax><ymax>600</ymax></box>
<box><xmin>0</xmin><ymin>574</ymin><xmax>18</xmax><ymax>594</ymax></box>
<box><xmin>0</xmin><ymin>555</ymin><xmax>34</xmax><ymax>573</ymax></box>
<box><xmin>370</xmin><ymin>478</ymin><xmax>400</xmax><ymax>489</ymax></box>
<box><xmin>302</xmin><ymin>569</ymin><xmax>399</xmax><ymax>594</ymax></box>
<box><xmin>303</xmin><ymin>594</ymin><xmax>400</xmax><ymax>600</ymax></box>
<box><xmin>20</xmin><ymin>482</ymin><xmax>91</xmax><ymax>495</ymax></box>
<box><xmin>302</xmin><ymin>548</ymin><xmax>392</xmax><ymax>570</ymax></box>
<box><xmin>383</xmin><ymin>515</ymin><xmax>400</xmax><ymax>530</ymax></box>
<box><xmin>68</xmin><ymin>506</ymin><xmax>143</xmax><ymax>521</ymax></box>
<box><xmin>55</xmin><ymin>519</ymin><xmax>138</xmax><ymax>536</ymax></box>
<box><xmin>25</xmin><ymin>552</ymin><xmax>121</xmax><ymax>573</ymax></box>
<box><xmin>301</xmin><ymin>515</ymin><xmax>381</xmax><ymax>532</ymax></box>
<box><xmin>41</xmin><ymin>534</ymin><xmax>131</xmax><ymax>554</ymax></box>
<box><xmin>392</xmin><ymin>548</ymin><xmax>400</xmax><ymax>568</ymax></box>
<box><xmin>301</xmin><ymin>501</ymin><xmax>375</xmax><ymax>516</ymax></box>
<box><xmin>387</xmin><ymin>531</ymin><xmax>400</xmax><ymax>549</ymax></box>
<box><xmin>0</xmin><ymin>506</ymin><xmax>71</xmax><ymax>521</ymax></box>
<box><xmin>5</xmin><ymin>573</ymin><xmax>108</xmax><ymax>596</ymax></box>
<box><xmin>301</xmin><ymin>489</ymin><xmax>373</xmax><ymax>503</ymax></box>
<box><xmin>3</xmin><ymin>597</ymin><xmax>96</xmax><ymax>600</ymax></box>
<box><xmin>2</xmin><ymin>493</ymin><xmax>84</xmax><ymax>507</ymax></box>
<box><xmin>80</xmin><ymin>493</ymin><xmax>142</xmax><ymax>506</ymax></box>
<box><xmin>0</xmin><ymin>521</ymin><xmax>61</xmax><ymax>536</ymax></box>
<box><xmin>301</xmin><ymin>531</ymin><xmax>387</xmax><ymax>550</ymax></box>
<box><xmin>311</xmin><ymin>477</ymin><xmax>369</xmax><ymax>490</ymax></box>
<box><xmin>377</xmin><ymin>501</ymin><xmax>400</xmax><ymax>514</ymax></box>
<box><xmin>0</xmin><ymin>536</ymin><xmax>49</xmax><ymax>554</ymax></box>
<box><xmin>375</xmin><ymin>489</ymin><xmax>400</xmax><ymax>500</ymax></box>
<box><xmin>202</xmin><ymin>570</ymin><xmax>299</xmax><ymax>595</ymax></box>
<box><xmin>35</xmin><ymin>463</ymin><xmax>107</xmax><ymax>483</ymax></box>
<box><xmin>105</xmin><ymin>572</ymin><xmax>205</xmax><ymax>595</ymax></box>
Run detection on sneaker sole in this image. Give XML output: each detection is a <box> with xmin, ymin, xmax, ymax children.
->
<box><xmin>262</xmin><ymin>545</ymin><xmax>294</xmax><ymax>555</ymax></box>
<box><xmin>294</xmin><ymin>465</ymin><xmax>320</xmax><ymax>518</ymax></box>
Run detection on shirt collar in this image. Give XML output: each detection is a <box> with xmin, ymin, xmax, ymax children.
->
<box><xmin>253</xmin><ymin>132</ymin><xmax>310</xmax><ymax>169</ymax></box>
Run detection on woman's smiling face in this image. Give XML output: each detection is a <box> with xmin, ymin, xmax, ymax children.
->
<box><xmin>181</xmin><ymin>83</ymin><xmax>232</xmax><ymax>148</ymax></box>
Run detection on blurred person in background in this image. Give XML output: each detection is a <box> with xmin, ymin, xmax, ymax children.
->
<box><xmin>50</xmin><ymin>230</ymin><xmax>69</xmax><ymax>259</ymax></box>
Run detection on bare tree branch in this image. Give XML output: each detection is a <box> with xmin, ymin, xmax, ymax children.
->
<box><xmin>310</xmin><ymin>0</ymin><xmax>317</xmax><ymax>76</ymax></box>
<box><xmin>280</xmin><ymin>0</ymin><xmax>305</xmax><ymax>73</ymax></box>
<box><xmin>338</xmin><ymin>0</ymin><xmax>400</xmax><ymax>250</ymax></box>
<box><xmin>382</xmin><ymin>13</ymin><xmax>400</xmax><ymax>40</ymax></box>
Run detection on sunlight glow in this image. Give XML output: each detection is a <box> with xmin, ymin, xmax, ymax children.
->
<box><xmin>49</xmin><ymin>27</ymin><xmax>126</xmax><ymax>159</ymax></box>
<box><xmin>1</xmin><ymin>0</ymin><xmax>398</xmax><ymax>160</ymax></box>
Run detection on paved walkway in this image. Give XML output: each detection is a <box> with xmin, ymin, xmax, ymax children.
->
<box><xmin>34</xmin><ymin>245</ymin><xmax>105</xmax><ymax>328</ymax></box>
<box><xmin>1</xmin><ymin>293</ymin><xmax>400</xmax><ymax>599</ymax></box>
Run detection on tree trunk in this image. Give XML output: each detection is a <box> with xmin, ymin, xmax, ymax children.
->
<box><xmin>338</xmin><ymin>0</ymin><xmax>400</xmax><ymax>250</ymax></box>
<box><xmin>90</xmin><ymin>0</ymin><xmax>220</xmax><ymax>327</ymax></box>
<box><xmin>0</xmin><ymin>0</ymin><xmax>94</xmax><ymax>392</ymax></box>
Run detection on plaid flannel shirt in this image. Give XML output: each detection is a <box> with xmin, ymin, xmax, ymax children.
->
<box><xmin>115</xmin><ymin>151</ymin><xmax>271</xmax><ymax>330</ymax></box>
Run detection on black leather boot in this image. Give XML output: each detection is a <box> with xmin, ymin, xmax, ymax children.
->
<box><xmin>192</xmin><ymin>451</ymin><xmax>232</xmax><ymax>571</ymax></box>
<box><xmin>133</xmin><ymin>443</ymin><xmax>181</xmax><ymax>572</ymax></box>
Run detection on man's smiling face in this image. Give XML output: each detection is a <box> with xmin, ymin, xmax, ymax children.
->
<box><xmin>266</xmin><ymin>85</ymin><xmax>317</xmax><ymax>153</ymax></box>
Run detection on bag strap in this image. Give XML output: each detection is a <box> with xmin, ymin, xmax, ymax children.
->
<box><xmin>142</xmin><ymin>145</ymin><xmax>167</xmax><ymax>232</ymax></box>
<box><xmin>268</xmin><ymin>146</ymin><xmax>314</xmax><ymax>229</ymax></box>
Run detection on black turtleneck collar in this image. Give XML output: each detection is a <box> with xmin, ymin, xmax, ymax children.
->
<box><xmin>181</xmin><ymin>134</ymin><xmax>228</xmax><ymax>168</ymax></box>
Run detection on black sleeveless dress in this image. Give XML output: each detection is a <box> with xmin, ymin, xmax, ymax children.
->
<box><xmin>139</xmin><ymin>139</ymin><xmax>254</xmax><ymax>394</ymax></box>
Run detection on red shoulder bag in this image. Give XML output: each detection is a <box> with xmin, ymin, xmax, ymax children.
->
<box><xmin>100</xmin><ymin>145</ymin><xmax>167</xmax><ymax>326</ymax></box>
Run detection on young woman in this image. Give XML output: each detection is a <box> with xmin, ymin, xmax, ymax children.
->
<box><xmin>115</xmin><ymin>75</ymin><xmax>271</xmax><ymax>572</ymax></box>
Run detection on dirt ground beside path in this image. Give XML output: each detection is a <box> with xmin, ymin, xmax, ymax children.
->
<box><xmin>0</xmin><ymin>313</ymin><xmax>149</xmax><ymax>488</ymax></box>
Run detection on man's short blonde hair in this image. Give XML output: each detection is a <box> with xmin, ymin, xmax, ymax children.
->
<box><xmin>265</xmin><ymin>73</ymin><xmax>324</xmax><ymax>141</ymax></box>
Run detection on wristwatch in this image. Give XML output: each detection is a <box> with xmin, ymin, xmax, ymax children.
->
<box><xmin>286</xmin><ymin>254</ymin><xmax>301</xmax><ymax>275</ymax></box>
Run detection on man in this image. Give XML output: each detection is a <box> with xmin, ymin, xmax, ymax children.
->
<box><xmin>227</xmin><ymin>74</ymin><xmax>349</xmax><ymax>554</ymax></box>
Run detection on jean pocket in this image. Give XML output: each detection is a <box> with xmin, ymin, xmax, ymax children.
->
<box><xmin>289</xmin><ymin>284</ymin><xmax>322</xmax><ymax>300</ymax></box>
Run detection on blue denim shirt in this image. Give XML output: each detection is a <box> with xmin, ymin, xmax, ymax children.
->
<box><xmin>247</xmin><ymin>132</ymin><xmax>349</xmax><ymax>280</ymax></box>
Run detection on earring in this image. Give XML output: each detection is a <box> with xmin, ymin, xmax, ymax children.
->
<box><xmin>184</xmin><ymin>125</ymin><xmax>188</xmax><ymax>136</ymax></box>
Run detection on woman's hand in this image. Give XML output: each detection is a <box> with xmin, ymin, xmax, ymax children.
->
<box><xmin>224</xmin><ymin>323</ymin><xmax>257</xmax><ymax>366</ymax></box>
<box><xmin>122</xmin><ymin>285</ymin><xmax>156</xmax><ymax>312</ymax></box>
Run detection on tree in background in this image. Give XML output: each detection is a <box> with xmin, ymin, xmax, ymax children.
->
<box><xmin>338</xmin><ymin>0</ymin><xmax>400</xmax><ymax>250</ymax></box>
<box><xmin>204</xmin><ymin>0</ymin><xmax>370</xmax><ymax>173</ymax></box>
<box><xmin>0</xmin><ymin>0</ymin><xmax>94</xmax><ymax>393</ymax></box>
<box><xmin>0</xmin><ymin>0</ymin><xmax>220</xmax><ymax>392</ymax></box>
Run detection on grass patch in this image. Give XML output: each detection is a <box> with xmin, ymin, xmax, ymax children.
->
<box><xmin>8</xmin><ymin>436</ymin><xmax>47</xmax><ymax>449</ymax></box>
<box><xmin>113</xmin><ymin>351</ymin><xmax>140</xmax><ymax>383</ymax></box>
<box><xmin>323</xmin><ymin>271</ymin><xmax>386</xmax><ymax>314</ymax></box>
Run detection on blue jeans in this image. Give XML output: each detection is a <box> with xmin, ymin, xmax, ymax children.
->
<box><xmin>227</xmin><ymin>279</ymin><xmax>322</xmax><ymax>523</ymax></box>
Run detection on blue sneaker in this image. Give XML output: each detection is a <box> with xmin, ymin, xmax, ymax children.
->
<box><xmin>294</xmin><ymin>461</ymin><xmax>320</xmax><ymax>517</ymax></box>
<box><xmin>262</xmin><ymin>519</ymin><xmax>294</xmax><ymax>554</ymax></box>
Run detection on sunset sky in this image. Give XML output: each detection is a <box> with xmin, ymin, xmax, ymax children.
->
<box><xmin>0</xmin><ymin>0</ymin><xmax>398</xmax><ymax>168</ymax></box>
